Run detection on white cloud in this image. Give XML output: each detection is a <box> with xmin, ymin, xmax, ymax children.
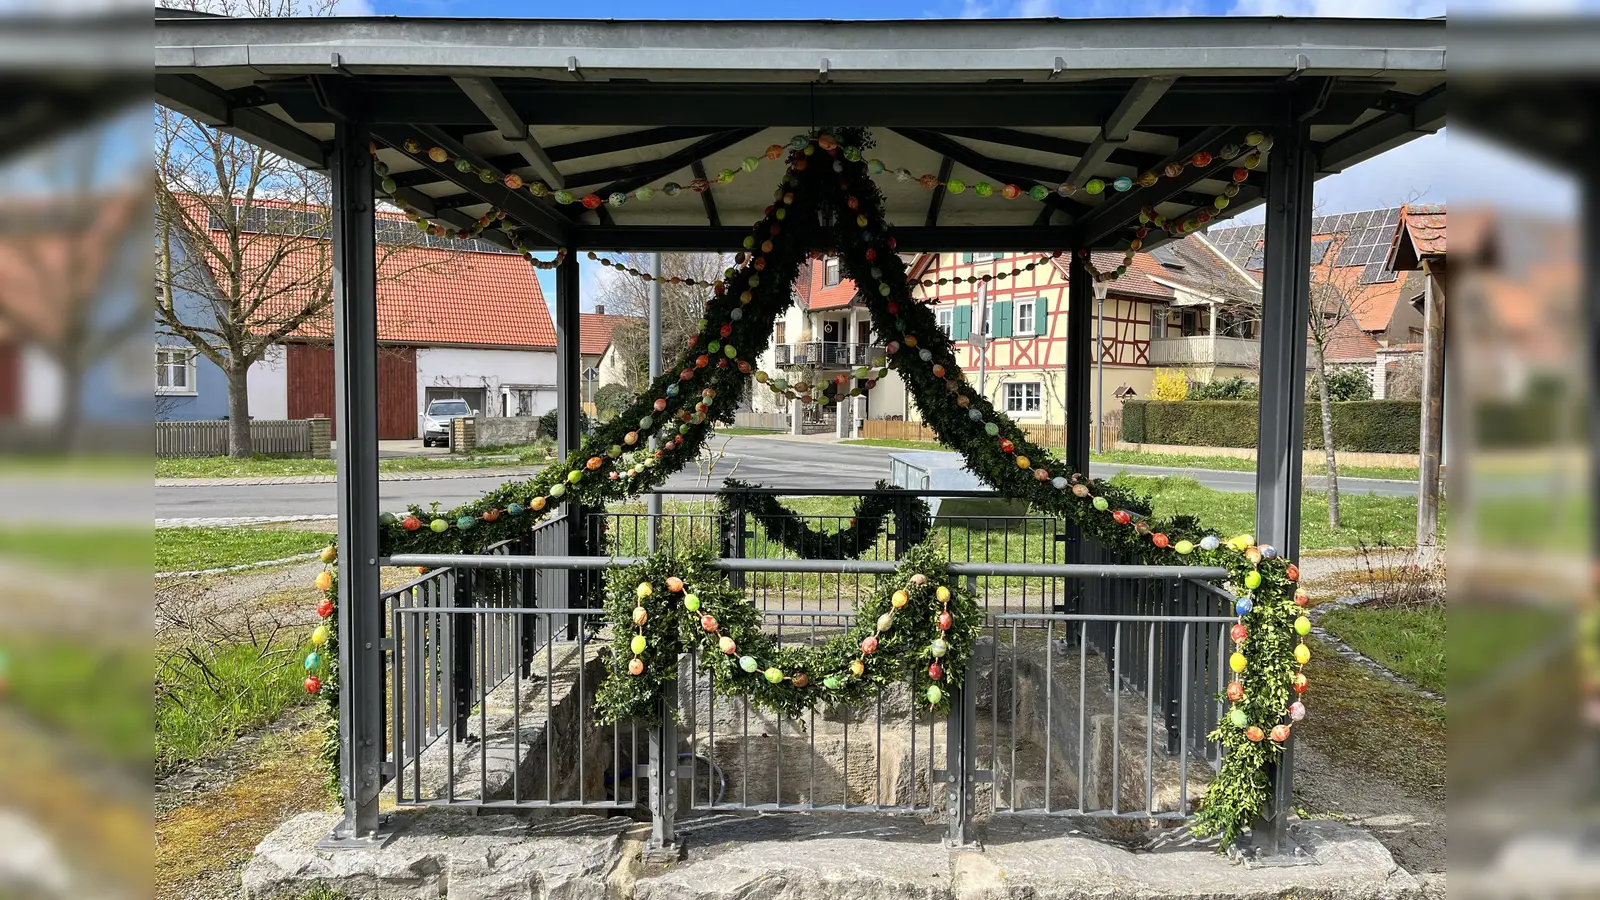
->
<box><xmin>1227</xmin><ymin>0</ymin><xmax>1444</xmax><ymax>15</ymax></box>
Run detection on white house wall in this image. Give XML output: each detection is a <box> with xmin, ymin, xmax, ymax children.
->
<box><xmin>21</xmin><ymin>344</ymin><xmax>58</xmax><ymax>423</ymax></box>
<box><xmin>415</xmin><ymin>346</ymin><xmax>558</xmax><ymax>421</ymax></box>
<box><xmin>247</xmin><ymin>345</ymin><xmax>289</xmax><ymax>420</ymax></box>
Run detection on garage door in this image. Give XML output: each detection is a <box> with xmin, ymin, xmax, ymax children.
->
<box><xmin>287</xmin><ymin>343</ymin><xmax>417</xmax><ymax>440</ymax></box>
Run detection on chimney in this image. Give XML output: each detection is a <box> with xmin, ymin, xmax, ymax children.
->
<box><xmin>594</xmin><ymin>303</ymin><xmax>605</xmax><ymax>316</ymax></box>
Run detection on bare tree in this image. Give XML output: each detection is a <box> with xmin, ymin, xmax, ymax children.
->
<box><xmin>0</xmin><ymin>130</ymin><xmax>146</xmax><ymax>449</ymax></box>
<box><xmin>591</xmin><ymin>252</ymin><xmax>731</xmax><ymax>390</ymax></box>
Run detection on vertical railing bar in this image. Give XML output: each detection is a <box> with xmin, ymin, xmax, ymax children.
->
<box><xmin>392</xmin><ymin>606</ymin><xmax>404</xmax><ymax>805</ymax></box>
<box><xmin>1181</xmin><ymin>621</ymin><xmax>1193</xmax><ymax>814</ymax></box>
<box><xmin>444</xmin><ymin>605</ymin><xmax>455</xmax><ymax>804</ymax></box>
<box><xmin>1044</xmin><ymin>618</ymin><xmax>1053</xmax><ymax>813</ymax></box>
<box><xmin>874</xmin><ymin>690</ymin><xmax>883</xmax><ymax>809</ymax></box>
<box><xmin>577</xmin><ymin>621</ymin><xmax>586</xmax><ymax>805</ymax></box>
<box><xmin>1112</xmin><ymin>621</ymin><xmax>1121</xmax><ymax>816</ymax></box>
<box><xmin>479</xmin><ymin>610</ymin><xmax>488</xmax><ymax>803</ymax></box>
<box><xmin>741</xmin><ymin>690</ymin><xmax>749</xmax><ymax>807</ymax></box>
<box><xmin>1146</xmin><ymin>621</ymin><xmax>1156</xmax><ymax>815</ymax></box>
<box><xmin>546</xmin><ymin>628</ymin><xmax>554</xmax><ymax>805</ymax></box>
<box><xmin>1078</xmin><ymin>618</ymin><xmax>1087</xmax><ymax>813</ymax></box>
<box><xmin>1010</xmin><ymin>619</ymin><xmax>1019</xmax><ymax>812</ymax></box>
<box><xmin>512</xmin><ymin>612</ymin><xmax>521</xmax><ymax>805</ymax></box>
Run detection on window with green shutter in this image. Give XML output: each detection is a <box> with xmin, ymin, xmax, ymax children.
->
<box><xmin>960</xmin><ymin>252</ymin><xmax>974</xmax><ymax>264</ymax></box>
<box><xmin>991</xmin><ymin>300</ymin><xmax>1013</xmax><ymax>338</ymax></box>
<box><xmin>1035</xmin><ymin>298</ymin><xmax>1048</xmax><ymax>336</ymax></box>
<box><xmin>952</xmin><ymin>305</ymin><xmax>972</xmax><ymax>342</ymax></box>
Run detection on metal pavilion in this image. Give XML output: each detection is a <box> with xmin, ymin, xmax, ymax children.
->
<box><xmin>155</xmin><ymin>11</ymin><xmax>1447</xmax><ymax>852</ymax></box>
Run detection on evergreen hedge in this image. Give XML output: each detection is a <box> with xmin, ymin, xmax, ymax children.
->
<box><xmin>1119</xmin><ymin>400</ymin><xmax>1420</xmax><ymax>453</ymax></box>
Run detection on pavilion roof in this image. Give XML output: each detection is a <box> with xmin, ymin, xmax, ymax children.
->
<box><xmin>155</xmin><ymin>12</ymin><xmax>1445</xmax><ymax>255</ymax></box>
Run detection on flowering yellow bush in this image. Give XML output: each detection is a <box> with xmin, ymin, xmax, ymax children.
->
<box><xmin>1150</xmin><ymin>368</ymin><xmax>1190</xmax><ymax>401</ymax></box>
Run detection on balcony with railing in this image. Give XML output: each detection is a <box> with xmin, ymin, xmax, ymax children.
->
<box><xmin>772</xmin><ymin>340</ymin><xmax>885</xmax><ymax>368</ymax></box>
<box><xmin>1148</xmin><ymin>335</ymin><xmax>1262</xmax><ymax>368</ymax></box>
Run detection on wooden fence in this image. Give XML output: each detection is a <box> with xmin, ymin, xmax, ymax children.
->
<box><xmin>156</xmin><ymin>418</ymin><xmax>328</xmax><ymax>458</ymax></box>
<box><xmin>733</xmin><ymin>411</ymin><xmax>789</xmax><ymax>431</ymax></box>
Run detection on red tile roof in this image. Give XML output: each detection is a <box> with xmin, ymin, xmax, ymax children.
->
<box><xmin>579</xmin><ymin>312</ymin><xmax>644</xmax><ymax>356</ymax></box>
<box><xmin>0</xmin><ymin>192</ymin><xmax>143</xmax><ymax>342</ymax></box>
<box><xmin>175</xmin><ymin>195</ymin><xmax>555</xmax><ymax>349</ymax></box>
<box><xmin>1323</xmin><ymin>314</ymin><xmax>1381</xmax><ymax>361</ymax></box>
<box><xmin>801</xmin><ymin>257</ymin><xmax>862</xmax><ymax>310</ymax></box>
<box><xmin>1388</xmin><ymin>203</ymin><xmax>1446</xmax><ymax>270</ymax></box>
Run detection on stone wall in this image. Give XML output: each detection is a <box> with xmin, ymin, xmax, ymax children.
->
<box><xmin>473</xmin><ymin>415</ymin><xmax>542</xmax><ymax>449</ymax></box>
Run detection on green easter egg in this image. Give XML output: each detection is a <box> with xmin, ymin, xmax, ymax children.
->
<box><xmin>630</xmin><ymin>634</ymin><xmax>647</xmax><ymax>655</ymax></box>
<box><xmin>1244</xmin><ymin>570</ymin><xmax>1262</xmax><ymax>590</ymax></box>
<box><xmin>1092</xmin><ymin>497</ymin><xmax>1110</xmax><ymax>511</ymax></box>
<box><xmin>1294</xmin><ymin>616</ymin><xmax>1312</xmax><ymax>636</ymax></box>
<box><xmin>764</xmin><ymin>667</ymin><xmax>783</xmax><ymax>684</ymax></box>
<box><xmin>1229</xmin><ymin>707</ymin><xmax>1249</xmax><ymax>728</ymax></box>
<box><xmin>684</xmin><ymin>594</ymin><xmax>701</xmax><ymax>612</ymax></box>
<box><xmin>926</xmin><ymin>686</ymin><xmax>943</xmax><ymax>705</ymax></box>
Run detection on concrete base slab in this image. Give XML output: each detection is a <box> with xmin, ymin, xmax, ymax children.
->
<box><xmin>245</xmin><ymin>809</ymin><xmax>1422</xmax><ymax>900</ymax></box>
<box><xmin>242</xmin><ymin>810</ymin><xmax>629</xmax><ymax>900</ymax></box>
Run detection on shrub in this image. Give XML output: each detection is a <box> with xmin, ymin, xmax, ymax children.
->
<box><xmin>592</xmin><ymin>384</ymin><xmax>635</xmax><ymax>421</ymax></box>
<box><xmin>1322</xmin><ymin>367</ymin><xmax>1375</xmax><ymax>402</ymax></box>
<box><xmin>536</xmin><ymin>408</ymin><xmax>591</xmax><ymax>441</ymax></box>
<box><xmin>1120</xmin><ymin>399</ymin><xmax>1147</xmax><ymax>443</ymax></box>
<box><xmin>1150</xmin><ymin>368</ymin><xmax>1189</xmax><ymax>401</ymax></box>
<box><xmin>1118</xmin><ymin>400</ymin><xmax>1420</xmax><ymax>452</ymax></box>
<box><xmin>1188</xmin><ymin>377</ymin><xmax>1258</xmax><ymax>402</ymax></box>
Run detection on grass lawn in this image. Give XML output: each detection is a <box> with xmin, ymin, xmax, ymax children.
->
<box><xmin>1321</xmin><ymin>605</ymin><xmax>1445</xmax><ymax>694</ymax></box>
<box><xmin>156</xmin><ymin>527</ymin><xmax>332</xmax><ymax>573</ymax></box>
<box><xmin>840</xmin><ymin>440</ymin><xmax>1419</xmax><ymax>481</ymax></box>
<box><xmin>0</xmin><ymin>526</ymin><xmax>151</xmax><ymax>571</ymax></box>
<box><xmin>156</xmin><ymin>451</ymin><xmax>551</xmax><ymax>479</ymax></box>
<box><xmin>1448</xmin><ymin>604</ymin><xmax>1572</xmax><ymax>691</ymax></box>
<box><xmin>1110</xmin><ymin>474</ymin><xmax>1428</xmax><ymax>550</ymax></box>
<box><xmin>156</xmin><ymin>641</ymin><xmax>313</xmax><ymax>775</ymax></box>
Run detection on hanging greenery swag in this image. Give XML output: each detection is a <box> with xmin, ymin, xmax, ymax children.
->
<box><xmin>307</xmin><ymin>126</ymin><xmax>1309</xmax><ymax>849</ymax></box>
<box><xmin>718</xmin><ymin>478</ymin><xmax>931</xmax><ymax>560</ymax></box>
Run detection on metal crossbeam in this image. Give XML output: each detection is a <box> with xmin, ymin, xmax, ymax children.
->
<box><xmin>891</xmin><ymin>128</ymin><xmax>1080</xmax><ymax>223</ymax></box>
<box><xmin>1073</xmin><ymin>125</ymin><xmax>1249</xmax><ymax>246</ymax></box>
<box><xmin>689</xmin><ymin>160</ymin><xmax>720</xmax><ymax>227</ymax></box>
<box><xmin>583</xmin><ymin>128</ymin><xmax>764</xmax><ymax>209</ymax></box>
<box><xmin>451</xmin><ymin>76</ymin><xmax>567</xmax><ymax>189</ymax></box>
<box><xmin>1067</xmin><ymin>76</ymin><xmax>1175</xmax><ymax>185</ymax></box>
<box><xmin>925</xmin><ymin>157</ymin><xmax>954</xmax><ymax>228</ymax></box>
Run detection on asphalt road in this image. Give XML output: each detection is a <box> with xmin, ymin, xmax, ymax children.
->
<box><xmin>154</xmin><ymin>435</ymin><xmax>1420</xmax><ymax>521</ymax></box>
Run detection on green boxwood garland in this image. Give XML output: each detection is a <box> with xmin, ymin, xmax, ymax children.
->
<box><xmin>594</xmin><ymin>542</ymin><xmax>981</xmax><ymax>723</ymax></box>
<box><xmin>310</xmin><ymin>126</ymin><xmax>1308</xmax><ymax>848</ymax></box>
<box><xmin>720</xmin><ymin>477</ymin><xmax>930</xmax><ymax>559</ymax></box>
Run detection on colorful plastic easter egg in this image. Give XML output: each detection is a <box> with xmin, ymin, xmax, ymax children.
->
<box><xmin>1294</xmin><ymin>616</ymin><xmax>1312</xmax><ymax>636</ymax></box>
<box><xmin>1289</xmin><ymin>702</ymin><xmax>1306</xmax><ymax>722</ymax></box>
<box><xmin>1200</xmin><ymin>535</ymin><xmax>1220</xmax><ymax>551</ymax></box>
<box><xmin>876</xmin><ymin>612</ymin><xmax>895</xmax><ymax>633</ymax></box>
<box><xmin>1244</xmin><ymin>570</ymin><xmax>1262</xmax><ymax>590</ymax></box>
<box><xmin>926</xmin><ymin>686</ymin><xmax>944</xmax><ymax>705</ymax></box>
<box><xmin>631</xmin><ymin>634</ymin><xmax>648</xmax><ymax>655</ymax></box>
<box><xmin>1294</xmin><ymin>644</ymin><xmax>1311</xmax><ymax>665</ymax></box>
<box><xmin>628</xmin><ymin>658</ymin><xmax>645</xmax><ymax>676</ymax></box>
<box><xmin>1093</xmin><ymin>497</ymin><xmax>1110</xmax><ymax>511</ymax></box>
<box><xmin>1235</xmin><ymin>597</ymin><xmax>1254</xmax><ymax>616</ymax></box>
<box><xmin>1245</xmin><ymin>726</ymin><xmax>1264</xmax><ymax>742</ymax></box>
<box><xmin>764</xmin><ymin>667</ymin><xmax>784</xmax><ymax>684</ymax></box>
<box><xmin>1270</xmin><ymin>724</ymin><xmax>1291</xmax><ymax>743</ymax></box>
<box><xmin>891</xmin><ymin>590</ymin><xmax>909</xmax><ymax>609</ymax></box>
<box><xmin>1229</xmin><ymin>652</ymin><xmax>1247</xmax><ymax>673</ymax></box>
<box><xmin>1229</xmin><ymin>707</ymin><xmax>1248</xmax><ymax>728</ymax></box>
<box><xmin>1227</xmin><ymin>681</ymin><xmax>1245</xmax><ymax>703</ymax></box>
<box><xmin>430</xmin><ymin>518</ymin><xmax>448</xmax><ymax>533</ymax></box>
<box><xmin>850</xmin><ymin>660</ymin><xmax>865</xmax><ymax>677</ymax></box>
<box><xmin>1175</xmin><ymin>540</ymin><xmax>1194</xmax><ymax>555</ymax></box>
<box><xmin>739</xmin><ymin>655</ymin><xmax>759</xmax><ymax>673</ymax></box>
<box><xmin>930</xmin><ymin>639</ymin><xmax>949</xmax><ymax>658</ymax></box>
<box><xmin>1231</xmin><ymin>623</ymin><xmax>1248</xmax><ymax>643</ymax></box>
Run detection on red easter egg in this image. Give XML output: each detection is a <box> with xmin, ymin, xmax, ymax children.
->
<box><xmin>1231</xmin><ymin>623</ymin><xmax>1248</xmax><ymax>643</ymax></box>
<box><xmin>860</xmin><ymin>635</ymin><xmax>878</xmax><ymax>655</ymax></box>
<box><xmin>666</xmin><ymin>576</ymin><xmax>684</xmax><ymax>593</ymax></box>
<box><xmin>1226</xmin><ymin>681</ymin><xmax>1245</xmax><ymax>702</ymax></box>
<box><xmin>628</xmin><ymin>658</ymin><xmax>646</xmax><ymax>676</ymax></box>
<box><xmin>317</xmin><ymin>599</ymin><xmax>334</xmax><ymax>618</ymax></box>
<box><xmin>792</xmin><ymin>673</ymin><xmax>809</xmax><ymax>688</ymax></box>
<box><xmin>1112</xmin><ymin>510</ymin><xmax>1132</xmax><ymax>525</ymax></box>
<box><xmin>1245</xmin><ymin>726</ymin><xmax>1264</xmax><ymax>742</ymax></box>
<box><xmin>1293</xmin><ymin>674</ymin><xmax>1308</xmax><ymax>694</ymax></box>
<box><xmin>937</xmin><ymin>611</ymin><xmax>953</xmax><ymax>631</ymax></box>
<box><xmin>1285</xmin><ymin>564</ymin><xmax>1300</xmax><ymax>582</ymax></box>
<box><xmin>720</xmin><ymin>323</ymin><xmax>733</xmax><ymax>338</ymax></box>
<box><xmin>402</xmin><ymin>516</ymin><xmax>421</xmax><ymax>531</ymax></box>
<box><xmin>1152</xmin><ymin>533</ymin><xmax>1169</xmax><ymax>548</ymax></box>
<box><xmin>304</xmin><ymin>676</ymin><xmax>321</xmax><ymax>694</ymax></box>
<box><xmin>999</xmin><ymin>438</ymin><xmax>1014</xmax><ymax>454</ymax></box>
<box><xmin>929</xmin><ymin>662</ymin><xmax>944</xmax><ymax>681</ymax></box>
<box><xmin>654</xmin><ymin>398</ymin><xmax>668</xmax><ymax>411</ymax></box>
<box><xmin>1294</xmin><ymin>589</ymin><xmax>1310</xmax><ymax>607</ymax></box>
<box><xmin>1270</xmin><ymin>724</ymin><xmax>1291</xmax><ymax>743</ymax></box>
<box><xmin>701</xmin><ymin>615</ymin><xmax>718</xmax><ymax>633</ymax></box>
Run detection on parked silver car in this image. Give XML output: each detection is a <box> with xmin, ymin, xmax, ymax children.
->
<box><xmin>421</xmin><ymin>399</ymin><xmax>473</xmax><ymax>447</ymax></box>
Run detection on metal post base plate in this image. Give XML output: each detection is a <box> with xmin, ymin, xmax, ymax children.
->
<box><xmin>315</xmin><ymin>814</ymin><xmax>401</xmax><ymax>851</ymax></box>
<box><xmin>1229</xmin><ymin>822</ymin><xmax>1319</xmax><ymax>868</ymax></box>
<box><xmin>942</xmin><ymin>836</ymin><xmax>984</xmax><ymax>852</ymax></box>
<box><xmin>640</xmin><ymin>841</ymin><xmax>684</xmax><ymax>864</ymax></box>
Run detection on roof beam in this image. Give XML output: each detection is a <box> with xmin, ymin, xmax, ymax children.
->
<box><xmin>1316</xmin><ymin>86</ymin><xmax>1446</xmax><ymax>174</ymax></box>
<box><xmin>569</xmin><ymin>224</ymin><xmax>1076</xmax><ymax>253</ymax></box>
<box><xmin>689</xmin><ymin>160</ymin><xmax>720</xmax><ymax>228</ymax></box>
<box><xmin>583</xmin><ymin>127</ymin><xmax>764</xmax><ymax>210</ymax></box>
<box><xmin>934</xmin><ymin>126</ymin><xmax>1164</xmax><ymax>171</ymax></box>
<box><xmin>261</xmin><ymin>78</ymin><xmax>1303</xmax><ymax>128</ymax></box>
<box><xmin>451</xmin><ymin>76</ymin><xmax>566</xmax><ymax>190</ymax></box>
<box><xmin>544</xmin><ymin>126</ymin><xmax>730</xmax><ymax>163</ymax></box>
<box><xmin>1074</xmin><ymin>125</ymin><xmax>1252</xmax><ymax>247</ymax></box>
<box><xmin>925</xmin><ymin>157</ymin><xmax>954</xmax><ymax>228</ymax></box>
<box><xmin>1067</xmin><ymin>76</ymin><xmax>1175</xmax><ymax>185</ymax></box>
<box><xmin>891</xmin><ymin>127</ymin><xmax>1083</xmax><ymax>222</ymax></box>
<box><xmin>374</xmin><ymin>125</ymin><xmax>572</xmax><ymax>246</ymax></box>
<box><xmin>156</xmin><ymin>74</ymin><xmax>328</xmax><ymax>170</ymax></box>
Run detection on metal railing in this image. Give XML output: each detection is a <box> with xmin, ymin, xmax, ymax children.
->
<box><xmin>772</xmin><ymin>341</ymin><xmax>885</xmax><ymax>368</ymax></box>
<box><xmin>378</xmin><ymin>541</ymin><xmax>1236</xmax><ymax>848</ymax></box>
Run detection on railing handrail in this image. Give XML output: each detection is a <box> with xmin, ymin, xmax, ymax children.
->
<box><xmin>633</xmin><ymin>486</ymin><xmax>1007</xmax><ymax>498</ymax></box>
<box><xmin>382</xmin><ymin>552</ymin><xmax>1230</xmax><ymax>581</ymax></box>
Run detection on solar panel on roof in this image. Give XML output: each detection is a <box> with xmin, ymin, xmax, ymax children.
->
<box><xmin>1358</xmin><ymin>262</ymin><xmax>1399</xmax><ymax>285</ymax></box>
<box><xmin>1310</xmin><ymin>237</ymin><xmax>1332</xmax><ymax>264</ymax></box>
<box><xmin>1151</xmin><ymin>245</ymin><xmax>1186</xmax><ymax>268</ymax></box>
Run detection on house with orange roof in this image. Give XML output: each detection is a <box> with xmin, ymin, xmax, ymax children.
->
<box><xmin>157</xmin><ymin>199</ymin><xmax>558</xmax><ymax>443</ymax></box>
<box><xmin>579</xmin><ymin>305</ymin><xmax>646</xmax><ymax>401</ymax></box>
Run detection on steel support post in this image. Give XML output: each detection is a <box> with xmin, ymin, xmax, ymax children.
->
<box><xmin>325</xmin><ymin>117</ymin><xmax>389</xmax><ymax>847</ymax></box>
<box><xmin>555</xmin><ymin>252</ymin><xmax>585</xmax><ymax>628</ymax></box>
<box><xmin>1252</xmin><ymin>117</ymin><xmax>1314</xmax><ymax>858</ymax></box>
<box><xmin>647</xmin><ymin>694</ymin><xmax>679</xmax><ymax>851</ymax></box>
<box><xmin>1065</xmin><ymin>253</ymin><xmax>1095</xmax><ymax>564</ymax></box>
<box><xmin>944</xmin><ymin>658</ymin><xmax>981</xmax><ymax>849</ymax></box>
